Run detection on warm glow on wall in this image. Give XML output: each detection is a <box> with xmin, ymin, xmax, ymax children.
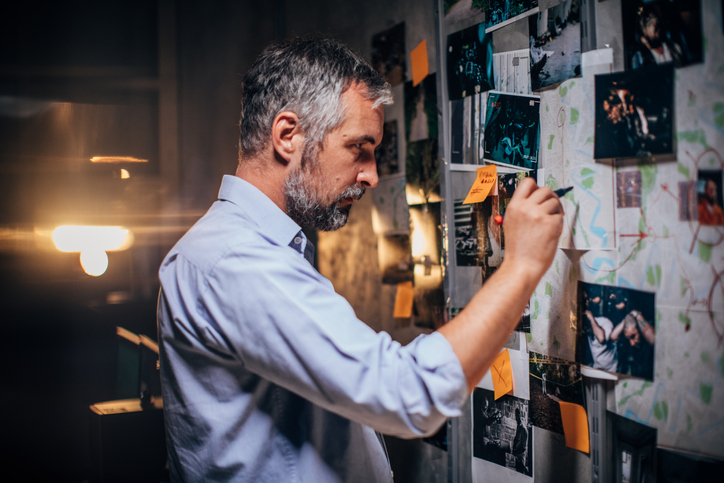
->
<box><xmin>52</xmin><ymin>225</ymin><xmax>134</xmax><ymax>276</ymax></box>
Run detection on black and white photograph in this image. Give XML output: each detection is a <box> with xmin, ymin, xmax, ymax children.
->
<box><xmin>486</xmin><ymin>0</ymin><xmax>539</xmax><ymax>32</ymax></box>
<box><xmin>473</xmin><ymin>388</ymin><xmax>533</xmax><ymax>477</ymax></box>
<box><xmin>622</xmin><ymin>0</ymin><xmax>703</xmax><ymax>71</ymax></box>
<box><xmin>454</xmin><ymin>196</ymin><xmax>479</xmax><ymax>267</ymax></box>
<box><xmin>610</xmin><ymin>412</ymin><xmax>658</xmax><ymax>483</ymax></box>
<box><xmin>576</xmin><ymin>281</ymin><xmax>657</xmax><ymax>381</ymax></box>
<box><xmin>444</xmin><ymin>0</ymin><xmax>486</xmax><ymax>29</ymax></box>
<box><xmin>371</xmin><ymin>22</ymin><xmax>406</xmax><ymax>86</ymax></box>
<box><xmin>475</xmin><ymin>196</ymin><xmax>503</xmax><ymax>270</ymax></box>
<box><xmin>446</xmin><ymin>22</ymin><xmax>495</xmax><ymax>100</ymax></box>
<box><xmin>697</xmin><ymin>170</ymin><xmax>724</xmax><ymax>226</ymax></box>
<box><xmin>405</xmin><ymin>74</ymin><xmax>440</xmax><ymax>205</ymax></box>
<box><xmin>375</xmin><ymin>120</ymin><xmax>400</xmax><ymax>176</ymax></box>
<box><xmin>529</xmin><ymin>0</ymin><xmax>581</xmax><ymax>91</ymax></box>
<box><xmin>404</xmin><ymin>74</ymin><xmax>438</xmax><ymax>143</ymax></box>
<box><xmin>450</xmin><ymin>96</ymin><xmax>479</xmax><ymax>164</ymax></box>
<box><xmin>529</xmin><ymin>352</ymin><xmax>584</xmax><ymax>435</ymax></box>
<box><xmin>484</xmin><ymin>92</ymin><xmax>540</xmax><ymax>170</ymax></box>
<box><xmin>594</xmin><ymin>64</ymin><xmax>674</xmax><ymax>160</ymax></box>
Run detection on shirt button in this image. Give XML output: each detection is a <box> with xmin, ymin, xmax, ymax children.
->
<box><xmin>293</xmin><ymin>236</ymin><xmax>302</xmax><ymax>245</ymax></box>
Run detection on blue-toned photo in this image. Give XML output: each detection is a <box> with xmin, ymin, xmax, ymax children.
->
<box><xmin>483</xmin><ymin>92</ymin><xmax>540</xmax><ymax>170</ymax></box>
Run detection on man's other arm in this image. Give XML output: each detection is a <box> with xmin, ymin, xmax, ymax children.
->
<box><xmin>438</xmin><ymin>179</ymin><xmax>563</xmax><ymax>392</ymax></box>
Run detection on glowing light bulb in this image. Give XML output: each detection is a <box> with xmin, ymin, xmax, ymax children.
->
<box><xmin>80</xmin><ymin>249</ymin><xmax>108</xmax><ymax>276</ymax></box>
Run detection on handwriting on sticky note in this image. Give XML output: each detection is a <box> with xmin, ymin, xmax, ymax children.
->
<box><xmin>463</xmin><ymin>165</ymin><xmax>497</xmax><ymax>205</ymax></box>
<box><xmin>393</xmin><ymin>281</ymin><xmax>414</xmax><ymax>318</ymax></box>
<box><xmin>411</xmin><ymin>40</ymin><xmax>429</xmax><ymax>87</ymax></box>
<box><xmin>559</xmin><ymin>401</ymin><xmax>589</xmax><ymax>453</ymax></box>
<box><xmin>492</xmin><ymin>349</ymin><xmax>513</xmax><ymax>400</ymax></box>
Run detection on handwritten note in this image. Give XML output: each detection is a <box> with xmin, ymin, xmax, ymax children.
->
<box><xmin>411</xmin><ymin>40</ymin><xmax>429</xmax><ymax>87</ymax></box>
<box><xmin>463</xmin><ymin>165</ymin><xmax>497</xmax><ymax>205</ymax></box>
<box><xmin>558</xmin><ymin>401</ymin><xmax>590</xmax><ymax>453</ymax></box>
<box><xmin>491</xmin><ymin>349</ymin><xmax>513</xmax><ymax>400</ymax></box>
<box><xmin>393</xmin><ymin>281</ymin><xmax>414</xmax><ymax>318</ymax></box>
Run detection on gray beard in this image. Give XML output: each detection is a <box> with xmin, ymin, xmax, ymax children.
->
<box><xmin>283</xmin><ymin>164</ymin><xmax>365</xmax><ymax>232</ymax></box>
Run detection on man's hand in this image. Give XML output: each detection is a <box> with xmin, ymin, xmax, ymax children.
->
<box><xmin>501</xmin><ymin>178</ymin><xmax>564</xmax><ymax>282</ymax></box>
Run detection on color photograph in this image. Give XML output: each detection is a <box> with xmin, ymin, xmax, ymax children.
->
<box><xmin>594</xmin><ymin>64</ymin><xmax>674</xmax><ymax>160</ymax></box>
<box><xmin>697</xmin><ymin>170</ymin><xmax>724</xmax><ymax>226</ymax></box>
<box><xmin>576</xmin><ymin>282</ymin><xmax>656</xmax><ymax>381</ymax></box>
<box><xmin>483</xmin><ymin>92</ymin><xmax>540</xmax><ymax>170</ymax></box>
<box><xmin>622</xmin><ymin>0</ymin><xmax>703</xmax><ymax>70</ymax></box>
<box><xmin>447</xmin><ymin>22</ymin><xmax>495</xmax><ymax>100</ymax></box>
<box><xmin>529</xmin><ymin>351</ymin><xmax>584</xmax><ymax>435</ymax></box>
<box><xmin>486</xmin><ymin>0</ymin><xmax>539</xmax><ymax>32</ymax></box>
<box><xmin>371</xmin><ymin>22</ymin><xmax>406</xmax><ymax>86</ymax></box>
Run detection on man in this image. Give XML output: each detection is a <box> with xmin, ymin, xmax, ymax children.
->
<box><xmin>512</xmin><ymin>408</ymin><xmax>528</xmax><ymax>474</ymax></box>
<box><xmin>615</xmin><ymin>310</ymin><xmax>656</xmax><ymax>380</ymax></box>
<box><xmin>583</xmin><ymin>303</ymin><xmax>618</xmax><ymax>372</ymax></box>
<box><xmin>157</xmin><ymin>37</ymin><xmax>563</xmax><ymax>482</ymax></box>
<box><xmin>631</xmin><ymin>6</ymin><xmax>684</xmax><ymax>69</ymax></box>
<box><xmin>698</xmin><ymin>178</ymin><xmax>724</xmax><ymax>226</ymax></box>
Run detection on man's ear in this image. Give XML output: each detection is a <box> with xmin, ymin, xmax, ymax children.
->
<box><xmin>271</xmin><ymin>111</ymin><xmax>304</xmax><ymax>165</ymax></box>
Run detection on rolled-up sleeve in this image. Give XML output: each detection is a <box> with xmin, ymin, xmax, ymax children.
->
<box><xmin>172</xmin><ymin>237</ymin><xmax>468</xmax><ymax>438</ymax></box>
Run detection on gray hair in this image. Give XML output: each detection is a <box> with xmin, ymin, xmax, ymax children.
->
<box><xmin>238</xmin><ymin>36</ymin><xmax>393</xmax><ymax>163</ymax></box>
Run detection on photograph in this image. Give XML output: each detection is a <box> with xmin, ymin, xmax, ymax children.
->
<box><xmin>446</xmin><ymin>22</ymin><xmax>495</xmax><ymax>100</ymax></box>
<box><xmin>609</xmin><ymin>412</ymin><xmax>657</xmax><ymax>483</ymax></box>
<box><xmin>616</xmin><ymin>170</ymin><xmax>643</xmax><ymax>208</ymax></box>
<box><xmin>444</xmin><ymin>0</ymin><xmax>485</xmax><ymax>29</ymax></box>
<box><xmin>375</xmin><ymin>120</ymin><xmax>400</xmax><ymax>176</ymax></box>
<box><xmin>473</xmin><ymin>388</ymin><xmax>532</xmax><ymax>477</ymax></box>
<box><xmin>528</xmin><ymin>0</ymin><xmax>581</xmax><ymax>92</ymax></box>
<box><xmin>404</xmin><ymin>74</ymin><xmax>438</xmax><ymax>143</ymax></box>
<box><xmin>486</xmin><ymin>0</ymin><xmax>539</xmax><ymax>32</ymax></box>
<box><xmin>697</xmin><ymin>170</ymin><xmax>724</xmax><ymax>226</ymax></box>
<box><xmin>410</xmin><ymin>202</ymin><xmax>445</xmax><ymax>330</ymax></box>
<box><xmin>678</xmin><ymin>180</ymin><xmax>698</xmax><ymax>222</ymax></box>
<box><xmin>454</xmin><ymin>196</ymin><xmax>479</xmax><ymax>267</ymax></box>
<box><xmin>576</xmin><ymin>281</ymin><xmax>656</xmax><ymax>381</ymax></box>
<box><xmin>377</xmin><ymin>234</ymin><xmax>413</xmax><ymax>285</ymax></box>
<box><xmin>370</xmin><ymin>22</ymin><xmax>406</xmax><ymax>86</ymax></box>
<box><xmin>483</xmin><ymin>92</ymin><xmax>540</xmax><ymax>170</ymax></box>
<box><xmin>450</xmin><ymin>97</ymin><xmax>475</xmax><ymax>165</ymax></box>
<box><xmin>594</xmin><ymin>64</ymin><xmax>674</xmax><ymax>160</ymax></box>
<box><xmin>622</xmin><ymin>0</ymin><xmax>703</xmax><ymax>71</ymax></box>
<box><xmin>529</xmin><ymin>351</ymin><xmax>584</xmax><ymax>435</ymax></box>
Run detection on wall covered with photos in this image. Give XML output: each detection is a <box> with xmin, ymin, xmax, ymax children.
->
<box><xmin>350</xmin><ymin>0</ymin><xmax>724</xmax><ymax>481</ymax></box>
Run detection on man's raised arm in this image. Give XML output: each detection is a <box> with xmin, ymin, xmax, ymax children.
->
<box><xmin>437</xmin><ymin>178</ymin><xmax>563</xmax><ymax>392</ymax></box>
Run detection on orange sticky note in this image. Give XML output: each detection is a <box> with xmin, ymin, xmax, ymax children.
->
<box><xmin>393</xmin><ymin>281</ymin><xmax>414</xmax><ymax>318</ymax></box>
<box><xmin>491</xmin><ymin>349</ymin><xmax>513</xmax><ymax>400</ymax></box>
<box><xmin>558</xmin><ymin>401</ymin><xmax>590</xmax><ymax>453</ymax></box>
<box><xmin>463</xmin><ymin>165</ymin><xmax>498</xmax><ymax>205</ymax></box>
<box><xmin>410</xmin><ymin>40</ymin><xmax>429</xmax><ymax>87</ymax></box>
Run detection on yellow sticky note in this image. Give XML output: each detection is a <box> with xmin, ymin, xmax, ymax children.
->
<box><xmin>491</xmin><ymin>349</ymin><xmax>513</xmax><ymax>400</ymax></box>
<box><xmin>463</xmin><ymin>165</ymin><xmax>498</xmax><ymax>205</ymax></box>
<box><xmin>410</xmin><ymin>40</ymin><xmax>429</xmax><ymax>87</ymax></box>
<box><xmin>559</xmin><ymin>401</ymin><xmax>590</xmax><ymax>453</ymax></box>
<box><xmin>393</xmin><ymin>281</ymin><xmax>414</xmax><ymax>318</ymax></box>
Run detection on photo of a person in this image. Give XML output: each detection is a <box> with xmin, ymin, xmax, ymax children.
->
<box><xmin>577</xmin><ymin>282</ymin><xmax>656</xmax><ymax>380</ymax></box>
<box><xmin>697</xmin><ymin>172</ymin><xmax>724</xmax><ymax>226</ymax></box>
<box><xmin>623</xmin><ymin>0</ymin><xmax>703</xmax><ymax>71</ymax></box>
<box><xmin>594</xmin><ymin>65</ymin><xmax>674</xmax><ymax>159</ymax></box>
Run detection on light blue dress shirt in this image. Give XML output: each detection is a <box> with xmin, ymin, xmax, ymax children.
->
<box><xmin>157</xmin><ymin>175</ymin><xmax>468</xmax><ymax>482</ymax></box>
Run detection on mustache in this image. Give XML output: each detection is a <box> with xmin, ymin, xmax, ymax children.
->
<box><xmin>336</xmin><ymin>184</ymin><xmax>366</xmax><ymax>204</ymax></box>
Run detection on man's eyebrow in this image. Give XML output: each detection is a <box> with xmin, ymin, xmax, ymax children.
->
<box><xmin>350</xmin><ymin>135</ymin><xmax>377</xmax><ymax>145</ymax></box>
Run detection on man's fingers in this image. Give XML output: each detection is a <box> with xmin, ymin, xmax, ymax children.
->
<box><xmin>541</xmin><ymin>196</ymin><xmax>564</xmax><ymax>215</ymax></box>
<box><xmin>511</xmin><ymin>177</ymin><xmax>538</xmax><ymax>200</ymax></box>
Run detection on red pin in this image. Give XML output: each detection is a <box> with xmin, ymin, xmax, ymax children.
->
<box><xmin>494</xmin><ymin>214</ymin><xmax>503</xmax><ymax>225</ymax></box>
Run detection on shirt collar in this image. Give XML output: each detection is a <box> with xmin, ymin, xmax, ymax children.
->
<box><xmin>217</xmin><ymin>175</ymin><xmax>304</xmax><ymax>252</ymax></box>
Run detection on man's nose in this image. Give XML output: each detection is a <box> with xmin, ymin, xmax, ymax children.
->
<box><xmin>357</xmin><ymin>159</ymin><xmax>379</xmax><ymax>189</ymax></box>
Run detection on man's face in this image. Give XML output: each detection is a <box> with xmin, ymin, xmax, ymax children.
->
<box><xmin>624</xmin><ymin>325</ymin><xmax>641</xmax><ymax>347</ymax></box>
<box><xmin>284</xmin><ymin>83</ymin><xmax>383</xmax><ymax>231</ymax></box>
<box><xmin>642</xmin><ymin>14</ymin><xmax>662</xmax><ymax>43</ymax></box>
